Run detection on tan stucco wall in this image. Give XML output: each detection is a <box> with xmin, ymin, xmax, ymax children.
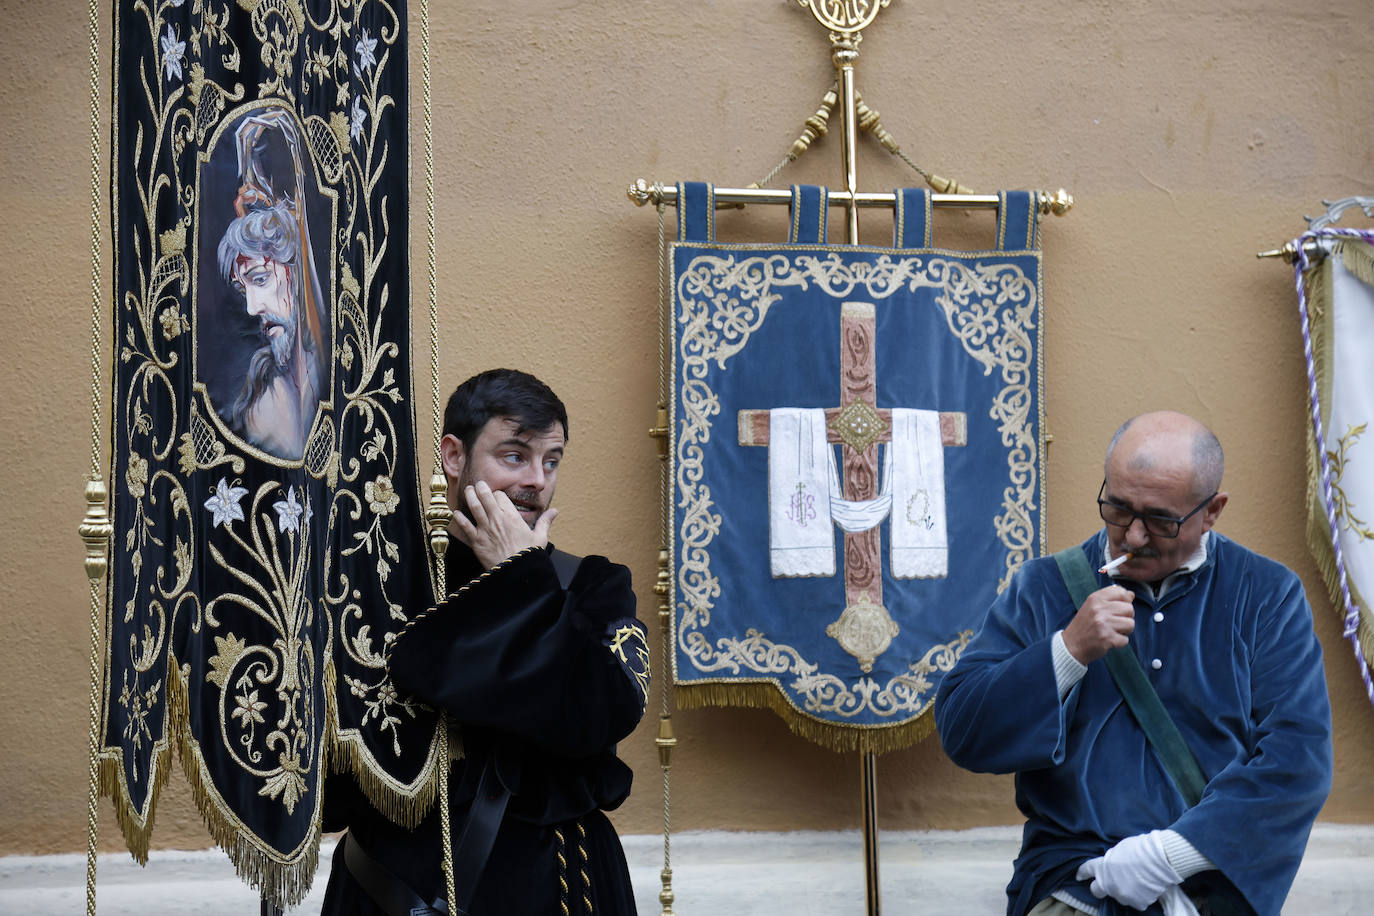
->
<box><xmin>2</xmin><ymin>0</ymin><xmax>1372</xmax><ymax>860</ymax></box>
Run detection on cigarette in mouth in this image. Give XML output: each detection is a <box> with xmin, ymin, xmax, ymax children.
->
<box><xmin>1098</xmin><ymin>553</ymin><xmax>1132</xmax><ymax>575</ymax></box>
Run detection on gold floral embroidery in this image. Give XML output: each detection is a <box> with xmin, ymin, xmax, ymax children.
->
<box><xmin>1328</xmin><ymin>423</ymin><xmax>1374</xmax><ymax>541</ymax></box>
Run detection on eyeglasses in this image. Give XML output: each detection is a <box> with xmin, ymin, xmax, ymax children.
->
<box><xmin>1097</xmin><ymin>481</ymin><xmax>1216</xmax><ymax>539</ymax></box>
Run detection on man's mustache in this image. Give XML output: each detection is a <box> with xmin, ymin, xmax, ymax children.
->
<box><xmin>455</xmin><ymin>487</ymin><xmax>546</xmax><ymax>522</ymax></box>
<box><xmin>507</xmin><ymin>489</ymin><xmax>543</xmax><ymax>512</ymax></box>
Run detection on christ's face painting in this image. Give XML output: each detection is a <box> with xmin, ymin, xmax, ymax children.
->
<box><xmin>232</xmin><ymin>255</ymin><xmax>297</xmax><ymax>368</ymax></box>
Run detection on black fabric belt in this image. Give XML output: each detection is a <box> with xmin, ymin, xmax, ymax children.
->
<box><xmin>343</xmin><ymin>755</ymin><xmax>512</xmax><ymax>916</ymax></box>
<box><xmin>343</xmin><ymin>831</ymin><xmax>449</xmax><ymax>916</ymax></box>
<box><xmin>447</xmin><ymin>757</ymin><xmax>512</xmax><ymax>915</ymax></box>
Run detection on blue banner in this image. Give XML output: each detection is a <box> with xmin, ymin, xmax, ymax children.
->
<box><xmin>670</xmin><ymin>184</ymin><xmax>1045</xmax><ymax>751</ymax></box>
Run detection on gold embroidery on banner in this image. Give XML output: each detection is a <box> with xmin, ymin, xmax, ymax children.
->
<box><xmin>242</xmin><ymin>0</ymin><xmax>305</xmax><ymax>102</ymax></box>
<box><xmin>829</xmin><ymin>399</ymin><xmax>888</xmax><ymax>454</ymax></box>
<box><xmin>1327</xmin><ymin>423</ymin><xmax>1374</xmax><ymax>541</ymax></box>
<box><xmin>673</xmin><ymin>248</ymin><xmax>1039</xmax><ymax>724</ymax></box>
<box><xmin>1304</xmin><ymin>254</ymin><xmax>1374</xmax><ymax>698</ymax></box>
<box><xmin>101</xmin><ymin>0</ymin><xmax>423</xmax><ymax>904</ymax></box>
<box><xmin>181</xmin><ymin>401</ymin><xmax>248</xmax><ymax>476</ymax></box>
<box><xmin>825</xmin><ymin>591</ymin><xmax>899</xmax><ymax>674</ymax></box>
<box><xmin>202</xmin><ymin>480</ymin><xmax>320</xmax><ymax>816</ymax></box>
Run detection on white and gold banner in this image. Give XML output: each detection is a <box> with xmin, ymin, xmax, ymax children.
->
<box><xmin>1298</xmin><ymin>228</ymin><xmax>1374</xmax><ymax>706</ymax></box>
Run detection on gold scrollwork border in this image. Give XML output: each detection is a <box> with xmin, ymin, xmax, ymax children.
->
<box><xmin>670</xmin><ymin>245</ymin><xmax>1044</xmax><ymax>751</ymax></box>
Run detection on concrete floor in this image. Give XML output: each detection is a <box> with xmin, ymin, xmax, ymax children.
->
<box><xmin>1</xmin><ymin>824</ymin><xmax>1369</xmax><ymax>915</ymax></box>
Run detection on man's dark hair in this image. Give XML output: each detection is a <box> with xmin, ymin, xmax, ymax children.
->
<box><xmin>442</xmin><ymin>369</ymin><xmax>569</xmax><ymax>452</ymax></box>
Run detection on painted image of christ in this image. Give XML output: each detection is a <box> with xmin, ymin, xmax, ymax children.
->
<box><xmin>198</xmin><ymin>107</ymin><xmax>332</xmax><ymax>462</ymax></box>
<box><xmin>217</xmin><ymin>201</ymin><xmax>326</xmax><ymax>458</ymax></box>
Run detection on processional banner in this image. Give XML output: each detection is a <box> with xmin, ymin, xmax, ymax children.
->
<box><xmin>101</xmin><ymin>1</ymin><xmax>439</xmax><ymax>905</ymax></box>
<box><xmin>1296</xmin><ymin>228</ymin><xmax>1374</xmax><ymax>705</ymax></box>
<box><xmin>670</xmin><ymin>183</ymin><xmax>1045</xmax><ymax>751</ymax></box>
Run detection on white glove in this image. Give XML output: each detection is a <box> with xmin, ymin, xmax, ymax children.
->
<box><xmin>1076</xmin><ymin>829</ymin><xmax>1184</xmax><ymax>911</ymax></box>
<box><xmin>1159</xmin><ymin>885</ymin><xmax>1200</xmax><ymax>916</ymax></box>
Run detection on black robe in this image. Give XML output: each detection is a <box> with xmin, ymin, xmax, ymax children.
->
<box><xmin>322</xmin><ymin>544</ymin><xmax>648</xmax><ymax>915</ymax></box>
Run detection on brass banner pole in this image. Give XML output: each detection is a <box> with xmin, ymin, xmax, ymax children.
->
<box><xmin>627</xmin><ymin>6</ymin><xmax>1072</xmax><ymax>915</ymax></box>
<box><xmin>799</xmin><ymin>3</ymin><xmax>888</xmax><ymax>911</ymax></box>
<box><xmin>79</xmin><ymin>0</ymin><xmax>110</xmax><ymax>911</ymax></box>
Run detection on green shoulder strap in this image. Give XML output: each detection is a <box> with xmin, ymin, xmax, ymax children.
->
<box><xmin>1051</xmin><ymin>546</ymin><xmax>1208</xmax><ymax>807</ymax></box>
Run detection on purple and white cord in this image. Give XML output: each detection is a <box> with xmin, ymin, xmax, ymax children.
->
<box><xmin>1293</xmin><ymin>226</ymin><xmax>1374</xmax><ymax>707</ymax></box>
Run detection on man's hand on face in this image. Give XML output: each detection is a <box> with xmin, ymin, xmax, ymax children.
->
<box><xmin>451</xmin><ymin>480</ymin><xmax>559</xmax><ymax>569</ymax></box>
<box><xmin>1062</xmin><ymin>584</ymin><xmax>1135</xmax><ymax>665</ymax></box>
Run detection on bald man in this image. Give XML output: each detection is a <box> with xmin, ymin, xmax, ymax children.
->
<box><xmin>935</xmin><ymin>412</ymin><xmax>1332</xmax><ymax>916</ymax></box>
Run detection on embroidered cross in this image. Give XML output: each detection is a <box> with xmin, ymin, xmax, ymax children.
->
<box><xmin>737</xmin><ymin>301</ymin><xmax>966</xmax><ymax>671</ymax></box>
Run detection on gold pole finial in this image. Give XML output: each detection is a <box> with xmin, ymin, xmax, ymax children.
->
<box><xmin>1041</xmin><ymin>188</ymin><xmax>1074</xmax><ymax>216</ymax></box>
<box><xmin>795</xmin><ymin>0</ymin><xmax>892</xmax><ymax>36</ymax></box>
<box><xmin>628</xmin><ymin>178</ymin><xmax>666</xmax><ymax>208</ymax></box>
<box><xmin>1257</xmin><ymin>241</ymin><xmax>1299</xmax><ymax>262</ymax></box>
<box><xmin>427</xmin><ymin>472</ymin><xmax>451</xmax><ymax>560</ymax></box>
<box><xmin>79</xmin><ymin>478</ymin><xmax>113</xmax><ymax>580</ymax></box>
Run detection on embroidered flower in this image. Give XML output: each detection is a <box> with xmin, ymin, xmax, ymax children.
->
<box><xmin>365</xmin><ymin>475</ymin><xmax>400</xmax><ymax>516</ymax></box>
<box><xmin>161</xmin><ymin>24</ymin><xmax>186</xmax><ymax>83</ymax></box>
<box><xmin>205</xmin><ymin>477</ymin><xmax>248</xmax><ymax>529</ymax></box>
<box><xmin>273</xmin><ymin>486</ymin><xmax>304</xmax><ymax>533</ymax></box>
<box><xmin>349</xmin><ymin>95</ymin><xmax>367</xmax><ymax>142</ymax></box>
<box><xmin>126</xmin><ymin>453</ymin><xmax>148</xmax><ymax>500</ymax></box>
<box><xmin>159</xmin><ymin>306</ymin><xmax>187</xmax><ymax>340</ymax></box>
<box><xmin>354</xmin><ymin>29</ymin><xmax>378</xmax><ymax>77</ymax></box>
<box><xmin>231</xmin><ymin>689</ymin><xmax>267</xmax><ymax>726</ymax></box>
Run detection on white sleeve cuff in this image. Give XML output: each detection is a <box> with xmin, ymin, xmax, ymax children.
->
<box><xmin>1052</xmin><ymin>629</ymin><xmax>1088</xmax><ymax>699</ymax></box>
<box><xmin>1161</xmin><ymin>829</ymin><xmax>1215</xmax><ymax>879</ymax></box>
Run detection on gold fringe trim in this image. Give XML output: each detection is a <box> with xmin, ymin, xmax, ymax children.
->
<box><xmin>99</xmin><ymin>626</ymin><xmax>449</xmax><ymax>905</ymax></box>
<box><xmin>166</xmin><ymin>655</ymin><xmax>324</xmax><ymax>909</ymax></box>
<box><xmin>1337</xmin><ymin>239</ymin><xmax>1374</xmax><ymax>293</ymax></box>
<box><xmin>96</xmin><ymin>727</ymin><xmax>175</xmax><ymax>865</ymax></box>
<box><xmin>673</xmin><ymin>683</ymin><xmax>936</xmax><ymax>754</ymax></box>
<box><xmin>327</xmin><ymin>720</ymin><xmax>443</xmax><ymax>831</ymax></box>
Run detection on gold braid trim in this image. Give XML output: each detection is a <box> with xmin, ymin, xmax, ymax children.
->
<box><xmin>384</xmin><ymin>546</ymin><xmax>543</xmax><ymax>672</ymax></box>
<box><xmin>555</xmin><ymin>826</ymin><xmax>571</xmax><ymax>916</ymax></box>
<box><xmin>672</xmin><ymin>683</ymin><xmax>937</xmax><ymax>755</ymax></box>
<box><xmin>577</xmin><ymin>819</ymin><xmax>592</xmax><ymax>914</ymax></box>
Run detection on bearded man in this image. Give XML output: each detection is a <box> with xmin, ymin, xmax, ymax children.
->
<box><xmin>322</xmin><ymin>368</ymin><xmax>649</xmax><ymax>916</ymax></box>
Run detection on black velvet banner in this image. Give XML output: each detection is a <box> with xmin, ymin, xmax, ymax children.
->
<box><xmin>100</xmin><ymin>1</ymin><xmax>437</xmax><ymax>905</ymax></box>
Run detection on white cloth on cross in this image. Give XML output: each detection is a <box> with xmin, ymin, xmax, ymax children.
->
<box><xmin>889</xmin><ymin>408</ymin><xmax>949</xmax><ymax>578</ymax></box>
<box><xmin>768</xmin><ymin>407</ymin><xmax>948</xmax><ymax>579</ymax></box>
